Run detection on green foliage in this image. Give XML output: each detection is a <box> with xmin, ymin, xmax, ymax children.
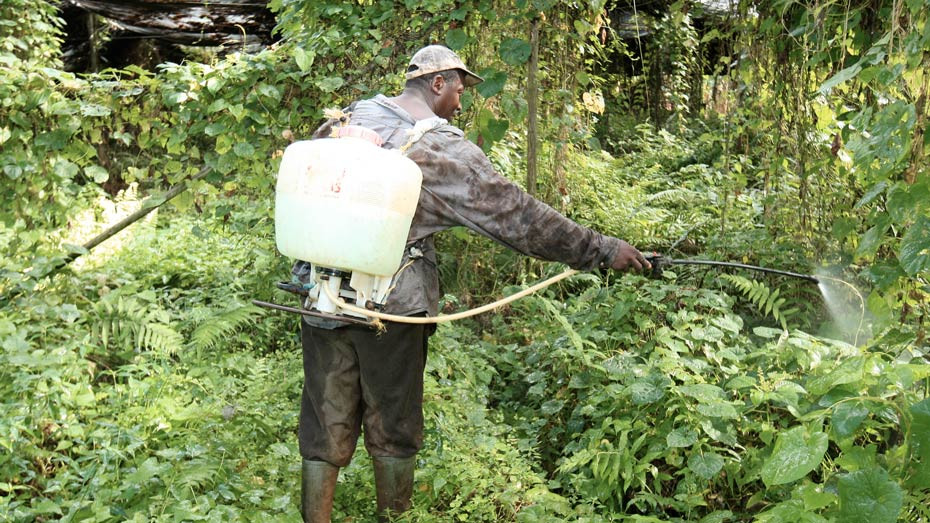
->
<box><xmin>720</xmin><ymin>274</ymin><xmax>796</xmax><ymax>329</ymax></box>
<box><xmin>189</xmin><ymin>303</ymin><xmax>265</xmax><ymax>350</ymax></box>
<box><xmin>91</xmin><ymin>291</ymin><xmax>184</xmax><ymax>358</ymax></box>
<box><xmin>0</xmin><ymin>0</ymin><xmax>62</xmax><ymax>65</ymax></box>
<box><xmin>466</xmin><ymin>272</ymin><xmax>929</xmax><ymax>520</ymax></box>
<box><xmin>2</xmin><ymin>1</ymin><xmax>929</xmax><ymax>521</ymax></box>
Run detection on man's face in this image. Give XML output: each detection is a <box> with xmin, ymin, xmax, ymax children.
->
<box><xmin>433</xmin><ymin>72</ymin><xmax>465</xmax><ymax>120</ymax></box>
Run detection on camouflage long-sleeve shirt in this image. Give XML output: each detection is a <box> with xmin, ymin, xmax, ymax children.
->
<box><xmin>292</xmin><ymin>94</ymin><xmax>621</xmax><ymax>321</ymax></box>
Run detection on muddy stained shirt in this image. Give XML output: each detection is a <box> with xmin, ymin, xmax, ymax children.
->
<box><xmin>293</xmin><ymin>94</ymin><xmax>621</xmax><ymax>321</ymax></box>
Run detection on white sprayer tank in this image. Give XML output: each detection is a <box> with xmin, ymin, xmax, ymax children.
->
<box><xmin>275</xmin><ymin>126</ymin><xmax>422</xmax><ymax>313</ymax></box>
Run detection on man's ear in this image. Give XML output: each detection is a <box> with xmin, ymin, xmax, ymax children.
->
<box><xmin>430</xmin><ymin>74</ymin><xmax>445</xmax><ymax>94</ymax></box>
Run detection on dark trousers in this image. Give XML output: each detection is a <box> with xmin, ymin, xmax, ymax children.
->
<box><xmin>298</xmin><ymin>319</ymin><xmax>431</xmax><ymax>467</ymax></box>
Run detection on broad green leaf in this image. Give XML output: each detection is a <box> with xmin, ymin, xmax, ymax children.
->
<box><xmin>761</xmin><ymin>426</ymin><xmax>829</xmax><ymax>486</ymax></box>
<box><xmin>125</xmin><ymin>457</ymin><xmax>169</xmax><ymax>485</ymax></box>
<box><xmin>818</xmin><ymin>63</ymin><xmax>862</xmax><ymax>94</ymax></box>
<box><xmin>836</xmin><ymin>445</ymin><xmax>877</xmax><ymax>472</ymax></box>
<box><xmin>712</xmin><ymin>314</ymin><xmax>742</xmax><ymax>334</ymax></box>
<box><xmin>701</xmin><ymin>418</ymin><xmax>737</xmax><ymax>446</ymax></box>
<box><xmin>667</xmin><ymin>428</ymin><xmax>698</xmax><ymax>448</ymax></box>
<box><xmin>855</xmin><ymin>181</ymin><xmax>888</xmax><ymax>209</ymax></box>
<box><xmin>53</xmin><ymin>160</ymin><xmax>79</xmax><ymax>180</ymax></box>
<box><xmin>475</xmin><ymin>68</ymin><xmax>507</xmax><ymax>98</ymax></box>
<box><xmin>725</xmin><ymin>375</ymin><xmax>756</xmax><ymax>390</ymax></box>
<box><xmin>62</xmin><ymin>243</ymin><xmax>88</xmax><ymax>255</ymax></box>
<box><xmin>573</xmin><ymin>19</ymin><xmax>592</xmax><ymax>36</ymax></box>
<box><xmin>630</xmin><ymin>378</ymin><xmax>664</xmax><ymax>405</ymax></box>
<box><xmin>753</xmin><ymin>326</ymin><xmax>783</xmax><ymax>338</ymax></box>
<box><xmin>80</xmin><ymin>103</ymin><xmax>111</xmax><ymax>117</ymax></box>
<box><xmin>540</xmin><ymin>399</ymin><xmax>563</xmax><ymax>415</ymax></box>
<box><xmin>205</xmin><ymin>122</ymin><xmax>226</xmax><ymax>137</ymax></box>
<box><xmin>2</xmin><ymin>332</ymin><xmax>30</xmax><ymax>352</ymax></box>
<box><xmin>688</xmin><ymin>451</ymin><xmax>724</xmax><ymax>479</ymax></box>
<box><xmin>315</xmin><ymin>76</ymin><xmax>344</xmax><ymax>93</ymax></box>
<box><xmin>830</xmin><ymin>401</ymin><xmax>870</xmax><ymax>439</ymax></box>
<box><xmin>855</xmin><ymin>221</ymin><xmax>890</xmax><ymax>259</ymax></box>
<box><xmin>72</xmin><ymin>385</ymin><xmax>96</xmax><ymax>407</ymax></box>
<box><xmin>836</xmin><ymin>467</ymin><xmax>903</xmax><ymax>523</ymax></box>
<box><xmin>205</xmin><ymin>76</ymin><xmax>225</xmax><ymax>93</ymax></box>
<box><xmin>85</xmin><ymin>165</ymin><xmax>109</xmax><ymax>183</ymax></box>
<box><xmin>796</xmin><ymin>482</ymin><xmax>836</xmax><ymax>510</ymax></box>
<box><xmin>831</xmin><ymin>217</ymin><xmax>857</xmax><ymax>240</ymax></box>
<box><xmin>233</xmin><ymin>142</ymin><xmax>255</xmax><ymax>157</ymax></box>
<box><xmin>532</xmin><ymin>0</ymin><xmax>558</xmax><ymax>10</ymax></box>
<box><xmin>755</xmin><ymin>499</ymin><xmax>829</xmax><ymax>523</ymax></box>
<box><xmin>445</xmin><ymin>28</ymin><xmax>467</xmax><ymax>50</ymax></box>
<box><xmin>830</xmin><ymin>401</ymin><xmax>869</xmax><ymax>439</ymax></box>
<box><xmin>807</xmin><ymin>356</ymin><xmax>864</xmax><ymax>395</ymax></box>
<box><xmin>697</xmin><ymin>401</ymin><xmax>739</xmax><ymax>419</ymax></box>
<box><xmin>692</xmin><ymin>326</ymin><xmax>724</xmax><ymax>341</ymax></box>
<box><xmin>499</xmin><ymin>38</ymin><xmax>531</xmax><ymax>66</ymax></box>
<box><xmin>898</xmin><ymin>216</ymin><xmax>930</xmax><ymax>276</ymax></box>
<box><xmin>32</xmin><ymin>499</ymin><xmax>61</xmax><ymax>515</ymax></box>
<box><xmin>478</xmin><ymin>109</ymin><xmax>508</xmax><ymax>144</ymax></box>
<box><xmin>910</xmin><ymin>398</ymin><xmax>930</xmax><ymax>460</ymax></box>
<box><xmin>294</xmin><ymin>47</ymin><xmax>315</xmax><ymax>72</ymax></box>
<box><xmin>678</xmin><ymin>383</ymin><xmax>725</xmax><ymax>403</ymax></box>
<box><xmin>885</xmin><ymin>183</ymin><xmax>915</xmax><ymax>223</ymax></box>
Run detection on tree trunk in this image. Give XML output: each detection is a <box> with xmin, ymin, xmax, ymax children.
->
<box><xmin>526</xmin><ymin>17</ymin><xmax>540</xmax><ymax>196</ymax></box>
<box><xmin>87</xmin><ymin>12</ymin><xmax>99</xmax><ymax>72</ymax></box>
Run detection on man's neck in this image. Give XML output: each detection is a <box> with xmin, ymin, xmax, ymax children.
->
<box><xmin>388</xmin><ymin>90</ymin><xmax>436</xmax><ymax>121</ymax></box>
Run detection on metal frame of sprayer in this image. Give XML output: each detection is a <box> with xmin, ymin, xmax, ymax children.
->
<box><xmin>305</xmin><ymin>265</ymin><xmax>395</xmax><ymax>318</ymax></box>
<box><xmin>254</xmin><ymin>265</ymin><xmax>397</xmax><ymax>327</ymax></box>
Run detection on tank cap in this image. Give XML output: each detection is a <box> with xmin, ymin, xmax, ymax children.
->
<box><xmin>332</xmin><ymin>125</ymin><xmax>383</xmax><ymax>146</ymax></box>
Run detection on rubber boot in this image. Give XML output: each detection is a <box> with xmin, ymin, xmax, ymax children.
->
<box><xmin>301</xmin><ymin>459</ymin><xmax>338</xmax><ymax>523</ymax></box>
<box><xmin>372</xmin><ymin>456</ymin><xmax>416</xmax><ymax>522</ymax></box>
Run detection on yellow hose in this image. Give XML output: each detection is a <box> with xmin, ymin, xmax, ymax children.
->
<box><xmin>320</xmin><ymin>268</ymin><xmax>579</xmax><ymax>324</ymax></box>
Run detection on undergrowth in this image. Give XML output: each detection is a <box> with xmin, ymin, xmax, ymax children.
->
<box><xmin>1</xmin><ymin>125</ymin><xmax>927</xmax><ymax>523</ymax></box>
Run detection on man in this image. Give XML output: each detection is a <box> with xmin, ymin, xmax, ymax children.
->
<box><xmin>294</xmin><ymin>45</ymin><xmax>650</xmax><ymax>522</ymax></box>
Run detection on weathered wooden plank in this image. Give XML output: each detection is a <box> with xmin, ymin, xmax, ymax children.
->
<box><xmin>68</xmin><ymin>0</ymin><xmax>274</xmax><ymax>45</ymax></box>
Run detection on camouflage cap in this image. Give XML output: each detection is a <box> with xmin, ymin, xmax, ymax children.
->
<box><xmin>405</xmin><ymin>45</ymin><xmax>483</xmax><ymax>87</ymax></box>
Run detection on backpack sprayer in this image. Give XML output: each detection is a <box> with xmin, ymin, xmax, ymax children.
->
<box><xmin>254</xmin><ymin>124</ymin><xmax>819</xmax><ymax>327</ymax></box>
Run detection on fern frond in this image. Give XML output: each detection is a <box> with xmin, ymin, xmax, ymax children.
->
<box><xmin>189</xmin><ymin>303</ymin><xmax>265</xmax><ymax>350</ymax></box>
<box><xmin>720</xmin><ymin>274</ymin><xmax>794</xmax><ymax>329</ymax></box>
<box><xmin>91</xmin><ymin>295</ymin><xmax>183</xmax><ymax>356</ymax></box>
<box><xmin>141</xmin><ymin>323</ymin><xmax>184</xmax><ymax>355</ymax></box>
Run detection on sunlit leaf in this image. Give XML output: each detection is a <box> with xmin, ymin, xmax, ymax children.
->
<box><xmin>85</xmin><ymin>165</ymin><xmax>109</xmax><ymax>183</ymax></box>
<box><xmin>667</xmin><ymin>428</ymin><xmax>698</xmax><ymax>448</ymax></box>
<box><xmin>761</xmin><ymin>426</ymin><xmax>828</xmax><ymax>486</ymax></box>
<box><xmin>294</xmin><ymin>47</ymin><xmax>315</xmax><ymax>72</ymax></box>
<box><xmin>899</xmin><ymin>216</ymin><xmax>930</xmax><ymax>277</ymax></box>
<box><xmin>315</xmin><ymin>76</ymin><xmax>344</xmax><ymax>93</ymax></box>
<box><xmin>818</xmin><ymin>64</ymin><xmax>862</xmax><ymax>94</ymax></box>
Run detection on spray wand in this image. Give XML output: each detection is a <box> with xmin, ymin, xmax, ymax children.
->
<box><xmin>643</xmin><ymin>253</ymin><xmax>819</xmax><ymax>284</ymax></box>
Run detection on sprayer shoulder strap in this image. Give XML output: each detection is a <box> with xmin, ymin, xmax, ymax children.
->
<box><xmin>399</xmin><ymin>117</ymin><xmax>448</xmax><ymax>154</ymax></box>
